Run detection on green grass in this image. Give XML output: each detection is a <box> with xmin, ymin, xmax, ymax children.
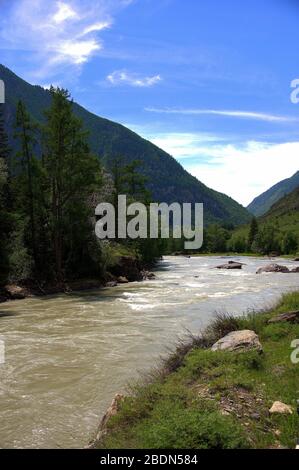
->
<box><xmin>94</xmin><ymin>292</ymin><xmax>299</xmax><ymax>449</ymax></box>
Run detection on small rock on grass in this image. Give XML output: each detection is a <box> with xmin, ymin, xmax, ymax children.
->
<box><xmin>268</xmin><ymin>311</ymin><xmax>299</xmax><ymax>324</ymax></box>
<box><xmin>269</xmin><ymin>401</ymin><xmax>293</xmax><ymax>415</ymax></box>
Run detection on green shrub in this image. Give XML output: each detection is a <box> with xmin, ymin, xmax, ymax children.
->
<box><xmin>135</xmin><ymin>409</ymin><xmax>249</xmax><ymax>449</ymax></box>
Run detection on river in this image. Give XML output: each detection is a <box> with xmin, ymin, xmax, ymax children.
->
<box><xmin>0</xmin><ymin>255</ymin><xmax>298</xmax><ymax>448</ymax></box>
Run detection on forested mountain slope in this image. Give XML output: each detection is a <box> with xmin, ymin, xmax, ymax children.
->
<box><xmin>0</xmin><ymin>64</ymin><xmax>250</xmax><ymax>226</ymax></box>
<box><xmin>247</xmin><ymin>170</ymin><xmax>299</xmax><ymax>217</ymax></box>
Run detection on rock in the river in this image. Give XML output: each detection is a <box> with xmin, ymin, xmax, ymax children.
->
<box><xmin>110</xmin><ymin>256</ymin><xmax>143</xmax><ymax>281</ymax></box>
<box><xmin>146</xmin><ymin>271</ymin><xmax>156</xmax><ymax>280</ymax></box>
<box><xmin>117</xmin><ymin>276</ymin><xmax>129</xmax><ymax>284</ymax></box>
<box><xmin>293</xmin><ymin>257</ymin><xmax>299</xmax><ymax>262</ymax></box>
<box><xmin>268</xmin><ymin>311</ymin><xmax>299</xmax><ymax>324</ymax></box>
<box><xmin>291</xmin><ymin>267</ymin><xmax>299</xmax><ymax>273</ymax></box>
<box><xmin>105</xmin><ymin>281</ymin><xmax>118</xmax><ymax>288</ymax></box>
<box><xmin>269</xmin><ymin>401</ymin><xmax>293</xmax><ymax>415</ymax></box>
<box><xmin>256</xmin><ymin>264</ymin><xmax>289</xmax><ymax>274</ymax></box>
<box><xmin>4</xmin><ymin>284</ymin><xmax>27</xmax><ymax>300</ymax></box>
<box><xmin>211</xmin><ymin>330</ymin><xmax>263</xmax><ymax>353</ymax></box>
<box><xmin>215</xmin><ymin>261</ymin><xmax>243</xmax><ymax>270</ymax></box>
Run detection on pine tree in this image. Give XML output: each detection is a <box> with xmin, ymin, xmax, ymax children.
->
<box><xmin>248</xmin><ymin>217</ymin><xmax>259</xmax><ymax>250</ymax></box>
<box><xmin>0</xmin><ymin>104</ymin><xmax>10</xmax><ymax>165</ymax></box>
<box><xmin>14</xmin><ymin>100</ymin><xmax>39</xmax><ymax>269</ymax></box>
<box><xmin>0</xmin><ymin>103</ymin><xmax>11</xmax><ymax>284</ymax></box>
<box><xmin>43</xmin><ymin>87</ymin><xmax>102</xmax><ymax>281</ymax></box>
<box><xmin>122</xmin><ymin>160</ymin><xmax>150</xmax><ymax>202</ymax></box>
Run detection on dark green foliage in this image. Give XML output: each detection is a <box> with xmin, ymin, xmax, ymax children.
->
<box><xmin>205</xmin><ymin>224</ymin><xmax>230</xmax><ymax>252</ymax></box>
<box><xmin>13</xmin><ymin>100</ymin><xmax>41</xmax><ymax>275</ymax></box>
<box><xmin>7</xmin><ymin>90</ymin><xmax>104</xmax><ymax>283</ymax></box>
<box><xmin>224</xmin><ymin>186</ymin><xmax>299</xmax><ymax>255</ymax></box>
<box><xmin>109</xmin><ymin>157</ymin><xmax>164</xmax><ymax>263</ymax></box>
<box><xmin>132</xmin><ymin>409</ymin><xmax>248</xmax><ymax>449</ymax></box>
<box><xmin>42</xmin><ymin>87</ymin><xmax>102</xmax><ymax>281</ymax></box>
<box><xmin>248</xmin><ymin>216</ymin><xmax>258</xmax><ymax>249</ymax></box>
<box><xmin>0</xmin><ymin>103</ymin><xmax>11</xmax><ymax>284</ymax></box>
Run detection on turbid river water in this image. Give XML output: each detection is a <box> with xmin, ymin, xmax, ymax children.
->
<box><xmin>0</xmin><ymin>255</ymin><xmax>298</xmax><ymax>449</ymax></box>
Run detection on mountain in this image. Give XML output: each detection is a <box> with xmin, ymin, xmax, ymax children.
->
<box><xmin>247</xmin><ymin>170</ymin><xmax>299</xmax><ymax>217</ymax></box>
<box><xmin>0</xmin><ymin>64</ymin><xmax>250</xmax><ymax>226</ymax></box>
<box><xmin>261</xmin><ymin>185</ymin><xmax>299</xmax><ymax>220</ymax></box>
<box><xmin>258</xmin><ymin>185</ymin><xmax>299</xmax><ymax>242</ymax></box>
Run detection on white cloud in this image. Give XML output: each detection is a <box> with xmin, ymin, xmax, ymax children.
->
<box><xmin>0</xmin><ymin>1</ymin><xmax>128</xmax><ymax>78</ymax></box>
<box><xmin>145</xmin><ymin>107</ymin><xmax>298</xmax><ymax>123</ymax></box>
<box><xmin>129</xmin><ymin>128</ymin><xmax>299</xmax><ymax>206</ymax></box>
<box><xmin>185</xmin><ymin>140</ymin><xmax>299</xmax><ymax>206</ymax></box>
<box><xmin>80</xmin><ymin>22</ymin><xmax>111</xmax><ymax>36</ymax></box>
<box><xmin>107</xmin><ymin>70</ymin><xmax>162</xmax><ymax>87</ymax></box>
<box><xmin>53</xmin><ymin>38</ymin><xmax>101</xmax><ymax>65</ymax></box>
<box><xmin>53</xmin><ymin>1</ymin><xmax>78</xmax><ymax>23</ymax></box>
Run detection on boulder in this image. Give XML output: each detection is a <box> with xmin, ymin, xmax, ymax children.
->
<box><xmin>269</xmin><ymin>401</ymin><xmax>293</xmax><ymax>415</ymax></box>
<box><xmin>110</xmin><ymin>256</ymin><xmax>143</xmax><ymax>281</ymax></box>
<box><xmin>105</xmin><ymin>281</ymin><xmax>118</xmax><ymax>288</ymax></box>
<box><xmin>117</xmin><ymin>276</ymin><xmax>129</xmax><ymax>284</ymax></box>
<box><xmin>215</xmin><ymin>261</ymin><xmax>243</xmax><ymax>269</ymax></box>
<box><xmin>140</xmin><ymin>270</ymin><xmax>156</xmax><ymax>280</ymax></box>
<box><xmin>291</xmin><ymin>267</ymin><xmax>299</xmax><ymax>273</ymax></box>
<box><xmin>256</xmin><ymin>264</ymin><xmax>289</xmax><ymax>274</ymax></box>
<box><xmin>268</xmin><ymin>311</ymin><xmax>299</xmax><ymax>324</ymax></box>
<box><xmin>4</xmin><ymin>284</ymin><xmax>27</xmax><ymax>300</ymax></box>
<box><xmin>211</xmin><ymin>330</ymin><xmax>263</xmax><ymax>353</ymax></box>
<box><xmin>146</xmin><ymin>271</ymin><xmax>156</xmax><ymax>280</ymax></box>
<box><xmin>293</xmin><ymin>257</ymin><xmax>299</xmax><ymax>262</ymax></box>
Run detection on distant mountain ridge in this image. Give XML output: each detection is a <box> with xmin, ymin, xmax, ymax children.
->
<box><xmin>262</xmin><ymin>185</ymin><xmax>299</xmax><ymax>220</ymax></box>
<box><xmin>0</xmin><ymin>64</ymin><xmax>250</xmax><ymax>226</ymax></box>
<box><xmin>247</xmin><ymin>170</ymin><xmax>299</xmax><ymax>216</ymax></box>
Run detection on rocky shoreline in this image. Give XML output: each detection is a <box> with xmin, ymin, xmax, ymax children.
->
<box><xmin>90</xmin><ymin>291</ymin><xmax>299</xmax><ymax>449</ymax></box>
<box><xmin>0</xmin><ymin>255</ymin><xmax>156</xmax><ymax>304</ymax></box>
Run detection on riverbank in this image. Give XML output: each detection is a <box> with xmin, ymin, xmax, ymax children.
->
<box><xmin>174</xmin><ymin>252</ymin><xmax>299</xmax><ymax>259</ymax></box>
<box><xmin>92</xmin><ymin>291</ymin><xmax>299</xmax><ymax>449</ymax></box>
<box><xmin>0</xmin><ymin>255</ymin><xmax>156</xmax><ymax>303</ymax></box>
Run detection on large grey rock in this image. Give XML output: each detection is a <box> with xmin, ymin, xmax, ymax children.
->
<box><xmin>117</xmin><ymin>276</ymin><xmax>129</xmax><ymax>284</ymax></box>
<box><xmin>211</xmin><ymin>330</ymin><xmax>263</xmax><ymax>353</ymax></box>
<box><xmin>256</xmin><ymin>264</ymin><xmax>289</xmax><ymax>274</ymax></box>
<box><xmin>215</xmin><ymin>261</ymin><xmax>243</xmax><ymax>270</ymax></box>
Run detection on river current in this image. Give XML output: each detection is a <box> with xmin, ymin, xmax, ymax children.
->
<box><xmin>0</xmin><ymin>255</ymin><xmax>298</xmax><ymax>448</ymax></box>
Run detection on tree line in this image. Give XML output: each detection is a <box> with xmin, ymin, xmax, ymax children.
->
<box><xmin>164</xmin><ymin>215</ymin><xmax>298</xmax><ymax>256</ymax></box>
<box><xmin>0</xmin><ymin>88</ymin><xmax>163</xmax><ymax>288</ymax></box>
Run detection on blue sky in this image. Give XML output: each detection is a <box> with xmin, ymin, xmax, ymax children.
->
<box><xmin>1</xmin><ymin>0</ymin><xmax>299</xmax><ymax>205</ymax></box>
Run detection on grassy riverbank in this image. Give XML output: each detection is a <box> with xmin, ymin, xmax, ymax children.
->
<box><xmin>94</xmin><ymin>292</ymin><xmax>299</xmax><ymax>449</ymax></box>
